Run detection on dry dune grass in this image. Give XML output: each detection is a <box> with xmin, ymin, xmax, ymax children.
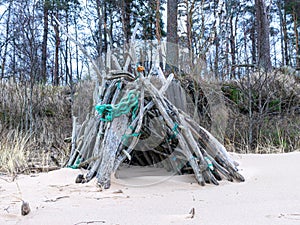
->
<box><xmin>0</xmin><ymin>80</ymin><xmax>72</xmax><ymax>174</ymax></box>
<box><xmin>223</xmin><ymin>71</ymin><xmax>300</xmax><ymax>153</ymax></box>
<box><xmin>0</xmin><ymin>130</ymin><xmax>30</xmax><ymax>174</ymax></box>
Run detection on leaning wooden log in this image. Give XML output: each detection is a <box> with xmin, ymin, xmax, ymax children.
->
<box><xmin>68</xmin><ymin>66</ymin><xmax>244</xmax><ymax>189</ymax></box>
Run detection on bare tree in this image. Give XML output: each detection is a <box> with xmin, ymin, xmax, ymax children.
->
<box><xmin>1</xmin><ymin>0</ymin><xmax>13</xmax><ymax>79</ymax></box>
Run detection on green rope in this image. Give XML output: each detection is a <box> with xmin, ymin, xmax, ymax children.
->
<box><xmin>168</xmin><ymin>123</ymin><xmax>179</xmax><ymax>140</ymax></box>
<box><xmin>95</xmin><ymin>90</ymin><xmax>139</xmax><ymax>122</ymax></box>
<box><xmin>204</xmin><ymin>156</ymin><xmax>214</xmax><ymax>170</ymax></box>
<box><xmin>68</xmin><ymin>157</ymin><xmax>81</xmax><ymax>169</ymax></box>
<box><xmin>116</xmin><ymin>80</ymin><xmax>122</xmax><ymax>90</ymax></box>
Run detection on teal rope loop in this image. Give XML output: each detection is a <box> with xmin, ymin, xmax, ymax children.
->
<box><xmin>95</xmin><ymin>90</ymin><xmax>139</xmax><ymax>122</ymax></box>
<box><xmin>116</xmin><ymin>81</ymin><xmax>122</xmax><ymax>90</ymax></box>
<box><xmin>68</xmin><ymin>157</ymin><xmax>81</xmax><ymax>169</ymax></box>
<box><xmin>168</xmin><ymin>123</ymin><xmax>179</xmax><ymax>140</ymax></box>
<box><xmin>204</xmin><ymin>156</ymin><xmax>214</xmax><ymax>170</ymax></box>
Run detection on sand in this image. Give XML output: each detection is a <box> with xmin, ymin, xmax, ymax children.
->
<box><xmin>1</xmin><ymin>152</ymin><xmax>300</xmax><ymax>225</ymax></box>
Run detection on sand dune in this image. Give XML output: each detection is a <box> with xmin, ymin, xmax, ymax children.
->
<box><xmin>1</xmin><ymin>152</ymin><xmax>300</xmax><ymax>225</ymax></box>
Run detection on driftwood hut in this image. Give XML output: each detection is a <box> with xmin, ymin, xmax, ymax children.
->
<box><xmin>65</xmin><ymin>24</ymin><xmax>244</xmax><ymax>188</ymax></box>
<box><xmin>67</xmin><ymin>65</ymin><xmax>244</xmax><ymax>189</ymax></box>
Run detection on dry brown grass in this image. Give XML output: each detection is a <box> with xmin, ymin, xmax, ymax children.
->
<box><xmin>223</xmin><ymin>71</ymin><xmax>300</xmax><ymax>153</ymax></box>
<box><xmin>0</xmin><ymin>130</ymin><xmax>30</xmax><ymax>174</ymax></box>
<box><xmin>0</xmin><ymin>80</ymin><xmax>72</xmax><ymax>174</ymax></box>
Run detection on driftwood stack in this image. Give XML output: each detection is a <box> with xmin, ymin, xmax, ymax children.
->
<box><xmin>67</xmin><ymin>65</ymin><xmax>245</xmax><ymax>189</ymax></box>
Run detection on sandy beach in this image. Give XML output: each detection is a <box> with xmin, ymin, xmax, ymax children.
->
<box><xmin>1</xmin><ymin>152</ymin><xmax>300</xmax><ymax>225</ymax></box>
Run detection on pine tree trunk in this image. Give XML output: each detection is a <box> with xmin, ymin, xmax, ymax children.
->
<box><xmin>166</xmin><ymin>0</ymin><xmax>178</xmax><ymax>72</ymax></box>
<box><xmin>293</xmin><ymin>6</ymin><xmax>300</xmax><ymax>68</ymax></box>
<box><xmin>283</xmin><ymin>10</ymin><xmax>289</xmax><ymax>66</ymax></box>
<box><xmin>230</xmin><ymin>15</ymin><xmax>237</xmax><ymax>79</ymax></box>
<box><xmin>255</xmin><ymin>0</ymin><xmax>272</xmax><ymax>72</ymax></box>
<box><xmin>155</xmin><ymin>0</ymin><xmax>163</xmax><ymax>68</ymax></box>
<box><xmin>96</xmin><ymin>0</ymin><xmax>103</xmax><ymax>56</ymax></box>
<box><xmin>41</xmin><ymin>1</ymin><xmax>49</xmax><ymax>83</ymax></box>
<box><xmin>65</xmin><ymin>11</ymin><xmax>70</xmax><ymax>85</ymax></box>
<box><xmin>53</xmin><ymin>12</ymin><xmax>60</xmax><ymax>86</ymax></box>
<box><xmin>122</xmin><ymin>0</ymin><xmax>132</xmax><ymax>44</ymax></box>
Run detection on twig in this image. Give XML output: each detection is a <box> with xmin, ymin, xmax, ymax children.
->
<box><xmin>186</xmin><ymin>207</ymin><xmax>195</xmax><ymax>219</ymax></box>
<box><xmin>74</xmin><ymin>220</ymin><xmax>105</xmax><ymax>225</ymax></box>
<box><xmin>44</xmin><ymin>196</ymin><xmax>70</xmax><ymax>203</ymax></box>
<box><xmin>4</xmin><ymin>206</ymin><xmax>10</xmax><ymax>213</ymax></box>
